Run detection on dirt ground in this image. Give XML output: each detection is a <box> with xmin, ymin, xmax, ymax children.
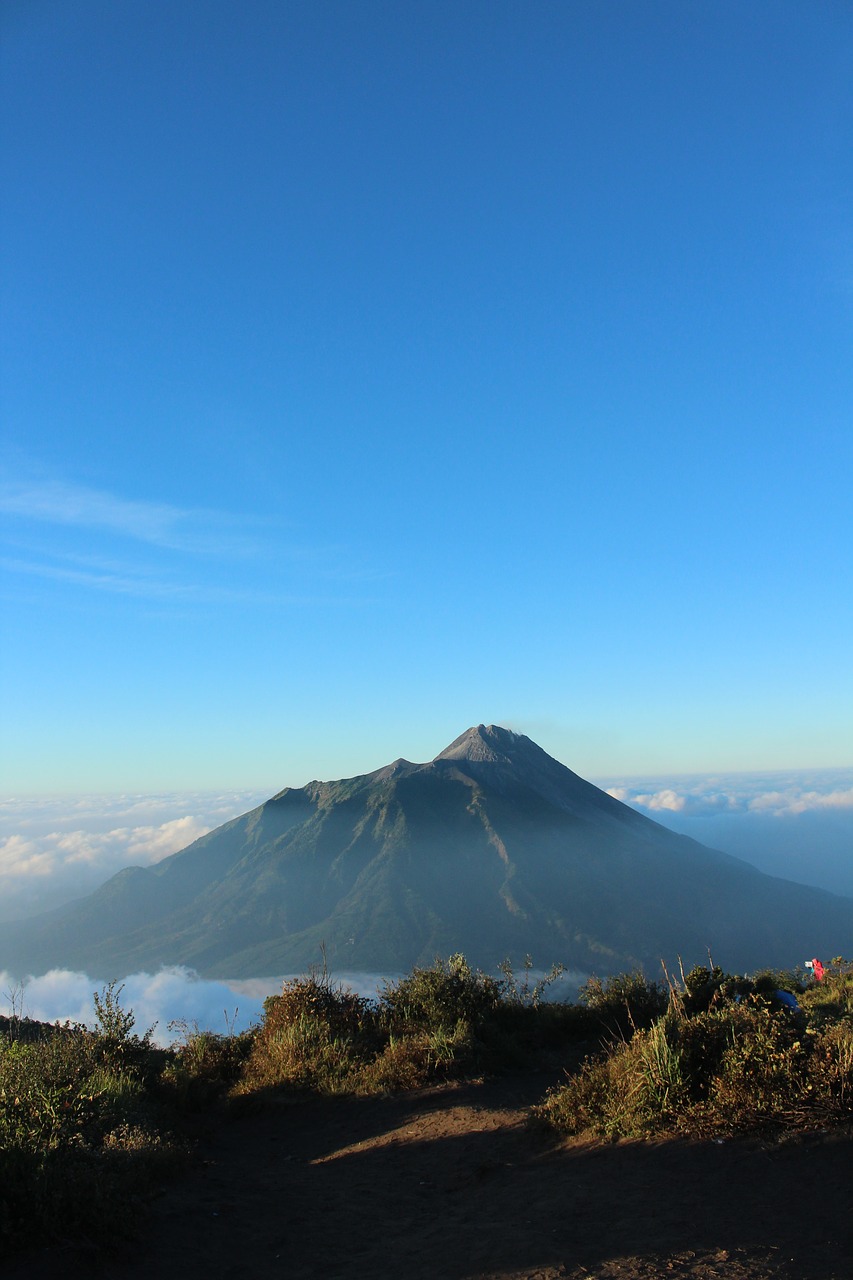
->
<box><xmin>11</xmin><ymin>1065</ymin><xmax>853</xmax><ymax>1279</ymax></box>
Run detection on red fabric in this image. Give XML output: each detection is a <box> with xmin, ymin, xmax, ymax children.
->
<box><xmin>812</xmin><ymin>958</ymin><xmax>825</xmax><ymax>981</ymax></box>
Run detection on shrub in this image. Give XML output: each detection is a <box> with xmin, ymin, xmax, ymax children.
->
<box><xmin>239</xmin><ymin>973</ymin><xmax>380</xmax><ymax>1095</ymax></box>
<box><xmin>239</xmin><ymin>953</ymin><xmax>587</xmax><ymax>1096</ymax></box>
<box><xmin>800</xmin><ymin>958</ymin><xmax>853</xmax><ymax>1028</ymax></box>
<box><xmin>536</xmin><ymin>985</ymin><xmax>853</xmax><ymax>1141</ymax></box>
<box><xmin>808</xmin><ymin>1021</ymin><xmax>853</xmax><ymax>1108</ymax></box>
<box><xmin>497</xmin><ymin>956</ymin><xmax>567</xmax><ymax>1008</ymax></box>
<box><xmin>162</xmin><ymin>1023</ymin><xmax>255</xmax><ymax>1108</ymax></box>
<box><xmin>0</xmin><ymin>986</ymin><xmax>179</xmax><ymax>1256</ymax></box>
<box><xmin>577</xmin><ymin>970</ymin><xmax>668</xmax><ymax>1040</ymax></box>
<box><xmin>359</xmin><ymin>1020</ymin><xmax>477</xmax><ymax>1093</ymax></box>
<box><xmin>700</xmin><ymin>1001</ymin><xmax>809</xmax><ymax>1129</ymax></box>
<box><xmin>535</xmin><ymin>1009</ymin><xmax>687</xmax><ymax>1139</ymax></box>
<box><xmin>379</xmin><ymin>954</ymin><xmax>503</xmax><ymax>1034</ymax></box>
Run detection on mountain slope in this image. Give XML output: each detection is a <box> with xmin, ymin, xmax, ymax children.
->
<box><xmin>3</xmin><ymin>726</ymin><xmax>850</xmax><ymax>979</ymax></box>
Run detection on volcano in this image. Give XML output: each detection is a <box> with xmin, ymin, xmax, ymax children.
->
<box><xmin>3</xmin><ymin>725</ymin><xmax>850</xmax><ymax>979</ymax></box>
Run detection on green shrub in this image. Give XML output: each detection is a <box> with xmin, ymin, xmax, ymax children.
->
<box><xmin>0</xmin><ymin>986</ymin><xmax>179</xmax><ymax>1256</ymax></box>
<box><xmin>577</xmin><ymin>970</ymin><xmax>668</xmax><ymax>1040</ymax></box>
<box><xmin>807</xmin><ymin>1020</ymin><xmax>853</xmax><ymax>1108</ymax></box>
<box><xmin>800</xmin><ymin>958</ymin><xmax>853</xmax><ymax>1028</ymax></box>
<box><xmin>239</xmin><ymin>974</ymin><xmax>380</xmax><ymax>1095</ymax></box>
<box><xmin>497</xmin><ymin>956</ymin><xmax>567</xmax><ymax>1008</ymax></box>
<box><xmin>536</xmin><ymin>985</ymin><xmax>852</xmax><ymax>1141</ymax></box>
<box><xmin>161</xmin><ymin>1023</ymin><xmax>255</xmax><ymax>1108</ymax></box>
<box><xmin>680</xmin><ymin>963</ymin><xmax>727</xmax><ymax>1012</ymax></box>
<box><xmin>379</xmin><ymin>954</ymin><xmax>503</xmax><ymax>1034</ymax></box>
<box><xmin>535</xmin><ymin>1009</ymin><xmax>687</xmax><ymax>1139</ymax></box>
<box><xmin>239</xmin><ymin>953</ymin><xmax>588</xmax><ymax>1096</ymax></box>
<box><xmin>358</xmin><ymin>1019</ymin><xmax>477</xmax><ymax>1093</ymax></box>
<box><xmin>700</xmin><ymin>1001</ymin><xmax>809</xmax><ymax>1128</ymax></box>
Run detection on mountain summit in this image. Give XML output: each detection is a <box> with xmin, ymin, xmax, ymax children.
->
<box><xmin>435</xmin><ymin>723</ymin><xmax>525</xmax><ymax>762</ymax></box>
<box><xmin>2</xmin><ymin>727</ymin><xmax>850</xmax><ymax>979</ymax></box>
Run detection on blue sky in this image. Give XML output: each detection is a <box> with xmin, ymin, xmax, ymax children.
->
<box><xmin>2</xmin><ymin>1</ymin><xmax>852</xmax><ymax>792</ymax></box>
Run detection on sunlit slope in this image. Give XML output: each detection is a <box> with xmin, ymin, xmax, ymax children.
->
<box><xmin>3</xmin><ymin>726</ymin><xmax>850</xmax><ymax>978</ymax></box>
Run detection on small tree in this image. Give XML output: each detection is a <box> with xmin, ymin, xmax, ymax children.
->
<box><xmin>91</xmin><ymin>980</ymin><xmax>155</xmax><ymax>1072</ymax></box>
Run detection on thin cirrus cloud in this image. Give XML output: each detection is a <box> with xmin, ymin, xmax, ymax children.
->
<box><xmin>0</xmin><ymin>551</ymin><xmax>326</xmax><ymax>605</ymax></box>
<box><xmin>0</xmin><ymin>477</ymin><xmax>255</xmax><ymax>555</ymax></box>
<box><xmin>0</xmin><ymin>473</ymin><xmax>379</xmax><ymax>604</ymax></box>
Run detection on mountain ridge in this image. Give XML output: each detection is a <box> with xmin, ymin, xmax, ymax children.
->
<box><xmin>1</xmin><ymin>726</ymin><xmax>849</xmax><ymax>980</ymax></box>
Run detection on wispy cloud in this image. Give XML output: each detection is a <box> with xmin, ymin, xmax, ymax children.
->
<box><xmin>0</xmin><ymin>552</ymin><xmax>351</xmax><ymax>606</ymax></box>
<box><xmin>0</xmin><ymin>477</ymin><xmax>254</xmax><ymax>555</ymax></box>
<box><xmin>0</xmin><ymin>471</ymin><xmax>384</xmax><ymax>605</ymax></box>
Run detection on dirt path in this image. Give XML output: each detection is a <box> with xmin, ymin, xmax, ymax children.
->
<box><xmin>13</xmin><ymin>1067</ymin><xmax>853</xmax><ymax>1279</ymax></box>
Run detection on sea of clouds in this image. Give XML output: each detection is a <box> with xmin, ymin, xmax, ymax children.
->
<box><xmin>0</xmin><ymin>789</ymin><xmax>270</xmax><ymax>922</ymax></box>
<box><xmin>0</xmin><ymin>965</ymin><xmax>411</xmax><ymax>1047</ymax></box>
<box><xmin>1</xmin><ymin>773</ymin><xmax>849</xmax><ymax>1038</ymax></box>
<box><xmin>0</xmin><ymin>965</ymin><xmax>587</xmax><ymax>1047</ymax></box>
<box><xmin>599</xmin><ymin>768</ymin><xmax>853</xmax><ymax>897</ymax></box>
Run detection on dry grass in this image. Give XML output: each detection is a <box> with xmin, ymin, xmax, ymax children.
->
<box><xmin>536</xmin><ymin>963</ymin><xmax>853</xmax><ymax>1140</ymax></box>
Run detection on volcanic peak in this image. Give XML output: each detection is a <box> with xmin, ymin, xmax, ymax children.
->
<box><xmin>434</xmin><ymin>723</ymin><xmax>525</xmax><ymax>764</ymax></box>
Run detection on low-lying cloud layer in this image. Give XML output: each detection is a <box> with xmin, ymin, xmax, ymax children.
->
<box><xmin>0</xmin><ymin>790</ymin><xmax>268</xmax><ymax>921</ymax></box>
<box><xmin>0</xmin><ymin>966</ymin><xmax>271</xmax><ymax>1045</ymax></box>
<box><xmin>0</xmin><ymin>965</ymin><xmax>588</xmax><ymax>1046</ymax></box>
<box><xmin>598</xmin><ymin>769</ymin><xmax>853</xmax><ymax>897</ymax></box>
<box><xmin>602</xmin><ymin>770</ymin><xmax>853</xmax><ymax>819</ymax></box>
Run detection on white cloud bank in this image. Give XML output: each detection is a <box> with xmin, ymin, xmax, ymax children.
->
<box><xmin>0</xmin><ymin>790</ymin><xmax>268</xmax><ymax>921</ymax></box>
<box><xmin>598</xmin><ymin>769</ymin><xmax>853</xmax><ymax>897</ymax></box>
<box><xmin>0</xmin><ymin>966</ymin><xmax>270</xmax><ymax>1046</ymax></box>
<box><xmin>0</xmin><ymin>965</ymin><xmax>588</xmax><ymax>1048</ymax></box>
<box><xmin>603</xmin><ymin>771</ymin><xmax>853</xmax><ymax>819</ymax></box>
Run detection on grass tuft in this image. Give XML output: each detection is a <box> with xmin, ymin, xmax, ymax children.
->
<box><xmin>535</xmin><ymin>959</ymin><xmax>853</xmax><ymax>1140</ymax></box>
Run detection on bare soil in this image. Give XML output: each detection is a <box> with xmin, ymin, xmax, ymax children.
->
<box><xmin>11</xmin><ymin>1064</ymin><xmax>853</xmax><ymax>1279</ymax></box>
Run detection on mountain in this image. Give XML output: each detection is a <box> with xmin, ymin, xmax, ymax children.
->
<box><xmin>2</xmin><ymin>725</ymin><xmax>850</xmax><ymax>980</ymax></box>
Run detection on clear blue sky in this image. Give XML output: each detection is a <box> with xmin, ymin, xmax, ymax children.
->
<box><xmin>2</xmin><ymin>0</ymin><xmax>851</xmax><ymax>791</ymax></box>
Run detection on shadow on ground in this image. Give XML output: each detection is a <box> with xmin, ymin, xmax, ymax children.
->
<box><xmin>9</xmin><ymin>1066</ymin><xmax>853</xmax><ymax>1280</ymax></box>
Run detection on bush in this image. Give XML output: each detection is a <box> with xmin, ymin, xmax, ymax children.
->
<box><xmin>808</xmin><ymin>1020</ymin><xmax>853</xmax><ymax>1108</ymax></box>
<box><xmin>239</xmin><ymin>973</ymin><xmax>380</xmax><ymax>1095</ymax></box>
<box><xmin>577</xmin><ymin>970</ymin><xmax>669</xmax><ymax>1040</ymax></box>
<box><xmin>497</xmin><ymin>956</ymin><xmax>567</xmax><ymax>1008</ymax></box>
<box><xmin>535</xmin><ymin>1009</ymin><xmax>687</xmax><ymax>1139</ymax></box>
<box><xmin>536</xmin><ymin>979</ymin><xmax>853</xmax><ymax>1141</ymax></box>
<box><xmin>239</xmin><ymin>953</ymin><xmax>588</xmax><ymax>1096</ymax></box>
<box><xmin>800</xmin><ymin>958</ymin><xmax>853</xmax><ymax>1028</ymax></box>
<box><xmin>161</xmin><ymin>1023</ymin><xmax>255</xmax><ymax>1108</ymax></box>
<box><xmin>358</xmin><ymin>1020</ymin><xmax>477</xmax><ymax>1093</ymax></box>
<box><xmin>0</xmin><ymin>983</ymin><xmax>181</xmax><ymax>1256</ymax></box>
<box><xmin>379</xmin><ymin>954</ymin><xmax>503</xmax><ymax>1034</ymax></box>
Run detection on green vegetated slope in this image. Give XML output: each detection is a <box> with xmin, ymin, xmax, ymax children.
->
<box><xmin>3</xmin><ymin>726</ymin><xmax>851</xmax><ymax>979</ymax></box>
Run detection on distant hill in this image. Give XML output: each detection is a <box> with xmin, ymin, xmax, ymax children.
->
<box><xmin>2</xmin><ymin>725</ymin><xmax>850</xmax><ymax>979</ymax></box>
